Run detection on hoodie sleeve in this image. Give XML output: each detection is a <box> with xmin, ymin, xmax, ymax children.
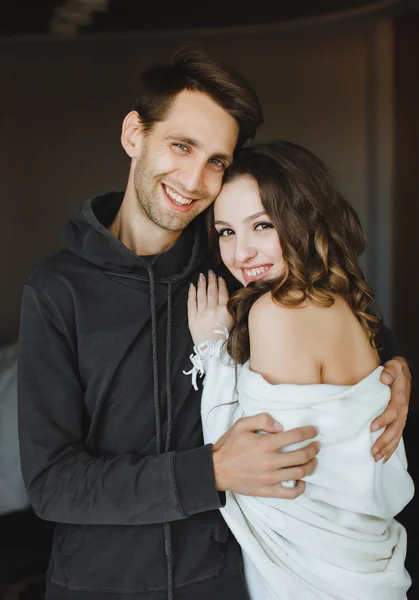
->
<box><xmin>18</xmin><ymin>283</ymin><xmax>223</xmax><ymax>525</ymax></box>
<box><xmin>377</xmin><ymin>323</ymin><xmax>415</xmax><ymax>379</ymax></box>
<box><xmin>376</xmin><ymin>323</ymin><xmax>401</xmax><ymax>364</ymax></box>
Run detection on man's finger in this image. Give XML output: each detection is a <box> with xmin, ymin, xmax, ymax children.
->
<box><xmin>383</xmin><ymin>448</ymin><xmax>397</xmax><ymax>463</ymax></box>
<box><xmin>380</xmin><ymin>365</ymin><xmax>397</xmax><ymax>385</ymax></box>
<box><xmin>371</xmin><ymin>407</ymin><xmax>398</xmax><ymax>432</ymax></box>
<box><xmin>264</xmin><ymin>425</ymin><xmax>319</xmax><ymax>451</ymax></box>
<box><xmin>276</xmin><ymin>457</ymin><xmax>318</xmax><ymax>481</ymax></box>
<box><xmin>269</xmin><ymin>480</ymin><xmax>306</xmax><ymax>499</ymax></box>
<box><xmin>235</xmin><ymin>412</ymin><xmax>283</xmax><ymax>434</ymax></box>
<box><xmin>375</xmin><ymin>439</ymin><xmax>400</xmax><ymax>462</ymax></box>
<box><xmin>270</xmin><ymin>441</ymin><xmax>320</xmax><ymax>468</ymax></box>
<box><xmin>372</xmin><ymin>424</ymin><xmax>401</xmax><ymax>456</ymax></box>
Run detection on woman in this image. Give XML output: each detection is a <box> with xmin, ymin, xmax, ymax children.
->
<box><xmin>185</xmin><ymin>142</ymin><xmax>414</xmax><ymax>599</ymax></box>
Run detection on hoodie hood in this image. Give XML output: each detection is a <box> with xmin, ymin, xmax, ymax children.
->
<box><xmin>62</xmin><ymin>191</ymin><xmax>208</xmax><ymax>282</ymax></box>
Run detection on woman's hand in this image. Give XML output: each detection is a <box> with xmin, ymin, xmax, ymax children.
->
<box><xmin>371</xmin><ymin>357</ymin><xmax>411</xmax><ymax>462</ymax></box>
<box><xmin>188</xmin><ymin>271</ymin><xmax>233</xmax><ymax>345</ymax></box>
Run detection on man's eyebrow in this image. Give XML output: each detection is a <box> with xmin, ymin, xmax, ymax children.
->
<box><xmin>167</xmin><ymin>135</ymin><xmax>233</xmax><ymax>164</ymax></box>
<box><xmin>167</xmin><ymin>135</ymin><xmax>200</xmax><ymax>148</ymax></box>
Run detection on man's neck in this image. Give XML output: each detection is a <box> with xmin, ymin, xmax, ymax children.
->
<box><xmin>109</xmin><ymin>190</ymin><xmax>181</xmax><ymax>256</ymax></box>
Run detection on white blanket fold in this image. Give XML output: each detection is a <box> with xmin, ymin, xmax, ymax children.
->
<box><xmin>187</xmin><ymin>339</ymin><xmax>414</xmax><ymax>600</ymax></box>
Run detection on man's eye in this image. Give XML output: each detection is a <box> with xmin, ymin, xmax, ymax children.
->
<box><xmin>217</xmin><ymin>228</ymin><xmax>234</xmax><ymax>237</ymax></box>
<box><xmin>174</xmin><ymin>143</ymin><xmax>188</xmax><ymax>152</ymax></box>
<box><xmin>255</xmin><ymin>222</ymin><xmax>274</xmax><ymax>231</ymax></box>
<box><xmin>210</xmin><ymin>158</ymin><xmax>226</xmax><ymax>170</ymax></box>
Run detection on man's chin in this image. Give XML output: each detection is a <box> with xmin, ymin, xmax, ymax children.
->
<box><xmin>153</xmin><ymin>213</ymin><xmax>196</xmax><ymax>233</ymax></box>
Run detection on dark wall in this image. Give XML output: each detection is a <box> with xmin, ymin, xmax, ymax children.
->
<box><xmin>0</xmin><ymin>16</ymin><xmax>397</xmax><ymax>342</ymax></box>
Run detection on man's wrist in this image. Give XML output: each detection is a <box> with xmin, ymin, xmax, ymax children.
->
<box><xmin>174</xmin><ymin>444</ymin><xmax>223</xmax><ymax>516</ymax></box>
<box><xmin>212</xmin><ymin>443</ymin><xmax>227</xmax><ymax>492</ymax></box>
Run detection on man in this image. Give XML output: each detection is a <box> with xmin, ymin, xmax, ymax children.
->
<box><xmin>18</xmin><ymin>48</ymin><xmax>411</xmax><ymax>600</ymax></box>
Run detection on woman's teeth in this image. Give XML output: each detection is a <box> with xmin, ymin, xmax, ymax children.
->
<box><xmin>164</xmin><ymin>185</ymin><xmax>194</xmax><ymax>205</ymax></box>
<box><xmin>244</xmin><ymin>266</ymin><xmax>270</xmax><ymax>277</ymax></box>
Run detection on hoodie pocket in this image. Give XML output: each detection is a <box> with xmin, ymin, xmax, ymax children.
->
<box><xmin>50</xmin><ymin>524</ymin><xmax>85</xmax><ymax>585</ymax></box>
<box><xmin>51</xmin><ymin>516</ymin><xmax>228</xmax><ymax>593</ymax></box>
<box><xmin>213</xmin><ymin>513</ymin><xmax>229</xmax><ymax>544</ymax></box>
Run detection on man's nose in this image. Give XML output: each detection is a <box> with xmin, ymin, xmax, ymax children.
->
<box><xmin>179</xmin><ymin>161</ymin><xmax>206</xmax><ymax>195</ymax></box>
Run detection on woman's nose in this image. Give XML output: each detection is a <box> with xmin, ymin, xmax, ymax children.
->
<box><xmin>235</xmin><ymin>237</ymin><xmax>257</xmax><ymax>264</ymax></box>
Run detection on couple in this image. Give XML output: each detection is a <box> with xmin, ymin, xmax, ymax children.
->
<box><xmin>18</xmin><ymin>48</ymin><xmax>413</xmax><ymax>600</ymax></box>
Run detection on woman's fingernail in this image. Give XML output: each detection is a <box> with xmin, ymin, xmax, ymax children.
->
<box><xmin>381</xmin><ymin>373</ymin><xmax>392</xmax><ymax>384</ymax></box>
<box><xmin>208</xmin><ymin>270</ymin><xmax>214</xmax><ymax>277</ymax></box>
<box><xmin>189</xmin><ymin>282</ymin><xmax>195</xmax><ymax>289</ymax></box>
<box><xmin>372</xmin><ymin>445</ymin><xmax>379</xmax><ymax>455</ymax></box>
<box><xmin>199</xmin><ymin>273</ymin><xmax>204</xmax><ymax>281</ymax></box>
<box><xmin>274</xmin><ymin>421</ymin><xmax>283</xmax><ymax>431</ymax></box>
<box><xmin>371</xmin><ymin>423</ymin><xmax>379</xmax><ymax>432</ymax></box>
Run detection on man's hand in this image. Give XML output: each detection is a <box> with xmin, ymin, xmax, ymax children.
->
<box><xmin>212</xmin><ymin>413</ymin><xmax>320</xmax><ymax>499</ymax></box>
<box><xmin>371</xmin><ymin>357</ymin><xmax>411</xmax><ymax>463</ymax></box>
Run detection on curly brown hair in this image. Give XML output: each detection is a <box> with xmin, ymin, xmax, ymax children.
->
<box><xmin>210</xmin><ymin>141</ymin><xmax>382</xmax><ymax>364</ymax></box>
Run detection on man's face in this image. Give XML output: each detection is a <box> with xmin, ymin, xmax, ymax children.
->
<box><xmin>133</xmin><ymin>90</ymin><xmax>239</xmax><ymax>232</ymax></box>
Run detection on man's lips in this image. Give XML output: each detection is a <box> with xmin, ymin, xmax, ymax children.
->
<box><xmin>240</xmin><ymin>264</ymin><xmax>273</xmax><ymax>283</ymax></box>
<box><xmin>162</xmin><ymin>183</ymin><xmax>197</xmax><ymax>213</ymax></box>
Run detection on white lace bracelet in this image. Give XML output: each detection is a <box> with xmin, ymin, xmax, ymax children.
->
<box><xmin>183</xmin><ymin>324</ymin><xmax>229</xmax><ymax>391</ymax></box>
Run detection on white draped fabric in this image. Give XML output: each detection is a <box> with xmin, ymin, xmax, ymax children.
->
<box><xmin>186</xmin><ymin>339</ymin><xmax>414</xmax><ymax>600</ymax></box>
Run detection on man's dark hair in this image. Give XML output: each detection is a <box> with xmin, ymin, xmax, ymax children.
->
<box><xmin>135</xmin><ymin>47</ymin><xmax>263</xmax><ymax>150</ymax></box>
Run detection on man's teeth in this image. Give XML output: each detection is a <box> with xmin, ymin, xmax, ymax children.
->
<box><xmin>244</xmin><ymin>266</ymin><xmax>270</xmax><ymax>277</ymax></box>
<box><xmin>164</xmin><ymin>185</ymin><xmax>194</xmax><ymax>205</ymax></box>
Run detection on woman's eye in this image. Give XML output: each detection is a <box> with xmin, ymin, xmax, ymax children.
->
<box><xmin>217</xmin><ymin>228</ymin><xmax>234</xmax><ymax>237</ymax></box>
<box><xmin>174</xmin><ymin>143</ymin><xmax>188</xmax><ymax>152</ymax></box>
<box><xmin>255</xmin><ymin>222</ymin><xmax>274</xmax><ymax>231</ymax></box>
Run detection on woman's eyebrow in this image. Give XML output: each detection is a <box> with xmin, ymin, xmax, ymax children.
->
<box><xmin>215</xmin><ymin>212</ymin><xmax>268</xmax><ymax>226</ymax></box>
<box><xmin>244</xmin><ymin>211</ymin><xmax>268</xmax><ymax>223</ymax></box>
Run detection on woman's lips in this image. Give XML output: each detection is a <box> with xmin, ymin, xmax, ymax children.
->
<box><xmin>240</xmin><ymin>264</ymin><xmax>272</xmax><ymax>283</ymax></box>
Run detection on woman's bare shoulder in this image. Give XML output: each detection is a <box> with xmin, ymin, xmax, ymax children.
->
<box><xmin>248</xmin><ymin>292</ymin><xmax>323</xmax><ymax>384</ymax></box>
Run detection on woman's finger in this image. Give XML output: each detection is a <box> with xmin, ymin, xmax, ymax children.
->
<box><xmin>206</xmin><ymin>270</ymin><xmax>218</xmax><ymax>309</ymax></box>
<box><xmin>187</xmin><ymin>283</ymin><xmax>197</xmax><ymax>323</ymax></box>
<box><xmin>218</xmin><ymin>276</ymin><xmax>230</xmax><ymax>306</ymax></box>
<box><xmin>196</xmin><ymin>272</ymin><xmax>207</xmax><ymax>311</ymax></box>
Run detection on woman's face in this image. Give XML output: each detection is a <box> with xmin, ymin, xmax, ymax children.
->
<box><xmin>214</xmin><ymin>176</ymin><xmax>284</xmax><ymax>286</ymax></box>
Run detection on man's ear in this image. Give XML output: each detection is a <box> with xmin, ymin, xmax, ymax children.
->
<box><xmin>121</xmin><ymin>110</ymin><xmax>143</xmax><ymax>158</ymax></box>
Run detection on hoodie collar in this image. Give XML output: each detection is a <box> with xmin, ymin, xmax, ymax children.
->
<box><xmin>62</xmin><ymin>192</ymin><xmax>208</xmax><ymax>282</ymax></box>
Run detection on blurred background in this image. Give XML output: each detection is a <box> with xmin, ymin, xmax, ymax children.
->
<box><xmin>0</xmin><ymin>0</ymin><xmax>418</xmax><ymax>598</ymax></box>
